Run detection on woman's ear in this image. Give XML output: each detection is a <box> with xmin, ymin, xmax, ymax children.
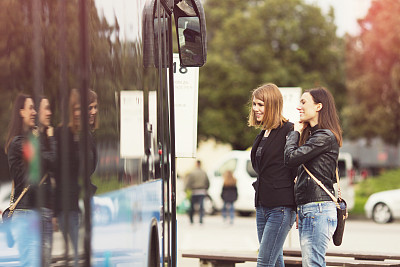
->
<box><xmin>316</xmin><ymin>103</ymin><xmax>323</xmax><ymax>112</ymax></box>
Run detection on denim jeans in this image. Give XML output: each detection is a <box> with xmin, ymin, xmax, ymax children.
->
<box><xmin>41</xmin><ymin>208</ymin><xmax>53</xmax><ymax>267</ymax></box>
<box><xmin>297</xmin><ymin>201</ymin><xmax>337</xmax><ymax>267</ymax></box>
<box><xmin>12</xmin><ymin>209</ymin><xmax>41</xmax><ymax>267</ymax></box>
<box><xmin>189</xmin><ymin>195</ymin><xmax>205</xmax><ymax>224</ymax></box>
<box><xmin>256</xmin><ymin>206</ymin><xmax>296</xmax><ymax>267</ymax></box>
<box><xmin>222</xmin><ymin>201</ymin><xmax>235</xmax><ymax>223</ymax></box>
<box><xmin>58</xmin><ymin>211</ymin><xmax>80</xmax><ymax>267</ymax></box>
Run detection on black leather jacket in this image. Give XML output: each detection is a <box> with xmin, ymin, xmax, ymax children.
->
<box><xmin>284</xmin><ymin>128</ymin><xmax>339</xmax><ymax>205</ymax></box>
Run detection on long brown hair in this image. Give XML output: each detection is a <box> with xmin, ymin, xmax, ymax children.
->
<box><xmin>299</xmin><ymin>87</ymin><xmax>342</xmax><ymax>147</ymax></box>
<box><xmin>223</xmin><ymin>170</ymin><xmax>237</xmax><ymax>186</ymax></box>
<box><xmin>248</xmin><ymin>83</ymin><xmax>287</xmax><ymax>130</ymax></box>
<box><xmin>68</xmin><ymin>88</ymin><xmax>81</xmax><ymax>134</ymax></box>
<box><xmin>5</xmin><ymin>94</ymin><xmax>32</xmax><ymax>154</ymax></box>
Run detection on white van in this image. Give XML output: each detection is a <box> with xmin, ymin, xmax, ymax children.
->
<box><xmin>207</xmin><ymin>150</ymin><xmax>355</xmax><ymax>216</ymax></box>
<box><xmin>207</xmin><ymin>150</ymin><xmax>256</xmax><ymax>216</ymax></box>
<box><xmin>337</xmin><ymin>152</ymin><xmax>355</xmax><ymax>210</ymax></box>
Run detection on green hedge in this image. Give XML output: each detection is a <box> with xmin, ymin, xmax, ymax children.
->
<box><xmin>352</xmin><ymin>169</ymin><xmax>400</xmax><ymax>214</ymax></box>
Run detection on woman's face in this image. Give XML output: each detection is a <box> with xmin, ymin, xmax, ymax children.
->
<box><xmin>73</xmin><ymin>103</ymin><xmax>81</xmax><ymax>128</ymax></box>
<box><xmin>252</xmin><ymin>97</ymin><xmax>265</xmax><ymax>122</ymax></box>
<box><xmin>20</xmin><ymin>98</ymin><xmax>37</xmax><ymax>129</ymax></box>
<box><xmin>297</xmin><ymin>92</ymin><xmax>321</xmax><ymax>126</ymax></box>
<box><xmin>88</xmin><ymin>100</ymin><xmax>98</xmax><ymax>126</ymax></box>
<box><xmin>39</xmin><ymin>98</ymin><xmax>52</xmax><ymax>127</ymax></box>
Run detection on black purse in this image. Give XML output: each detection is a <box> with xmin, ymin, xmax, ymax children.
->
<box><xmin>302</xmin><ymin>165</ymin><xmax>348</xmax><ymax>246</ymax></box>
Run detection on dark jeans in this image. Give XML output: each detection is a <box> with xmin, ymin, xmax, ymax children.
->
<box><xmin>189</xmin><ymin>194</ymin><xmax>205</xmax><ymax>224</ymax></box>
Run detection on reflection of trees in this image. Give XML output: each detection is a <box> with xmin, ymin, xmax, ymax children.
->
<box><xmin>0</xmin><ymin>0</ymin><xmax>142</xmax><ymax>146</ymax></box>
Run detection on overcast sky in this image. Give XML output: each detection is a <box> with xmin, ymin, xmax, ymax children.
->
<box><xmin>94</xmin><ymin>0</ymin><xmax>373</xmax><ymax>40</ymax></box>
<box><xmin>305</xmin><ymin>0</ymin><xmax>372</xmax><ymax>36</ymax></box>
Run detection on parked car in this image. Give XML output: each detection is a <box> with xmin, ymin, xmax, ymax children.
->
<box><xmin>206</xmin><ymin>150</ymin><xmax>355</xmax><ymax>216</ymax></box>
<box><xmin>206</xmin><ymin>150</ymin><xmax>256</xmax><ymax>216</ymax></box>
<box><xmin>364</xmin><ymin>189</ymin><xmax>400</xmax><ymax>223</ymax></box>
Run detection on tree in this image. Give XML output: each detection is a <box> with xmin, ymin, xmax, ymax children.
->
<box><xmin>343</xmin><ymin>0</ymin><xmax>400</xmax><ymax>144</ymax></box>
<box><xmin>199</xmin><ymin>0</ymin><xmax>345</xmax><ymax>149</ymax></box>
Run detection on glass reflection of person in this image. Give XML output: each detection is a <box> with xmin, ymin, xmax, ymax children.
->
<box><xmin>87</xmin><ymin>89</ymin><xmax>98</xmax><ymax>197</ymax></box>
<box><xmin>54</xmin><ymin>89</ymin><xmax>98</xmax><ymax>266</ymax></box>
<box><xmin>5</xmin><ymin>94</ymin><xmax>40</xmax><ymax>267</ymax></box>
<box><xmin>37</xmin><ymin>96</ymin><xmax>56</xmax><ymax>267</ymax></box>
<box><xmin>55</xmin><ymin>89</ymin><xmax>81</xmax><ymax>267</ymax></box>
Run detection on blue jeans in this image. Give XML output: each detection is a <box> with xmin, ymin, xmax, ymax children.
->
<box><xmin>222</xmin><ymin>201</ymin><xmax>235</xmax><ymax>223</ymax></box>
<box><xmin>12</xmin><ymin>209</ymin><xmax>41</xmax><ymax>267</ymax></box>
<box><xmin>297</xmin><ymin>201</ymin><xmax>337</xmax><ymax>267</ymax></box>
<box><xmin>256</xmin><ymin>206</ymin><xmax>296</xmax><ymax>267</ymax></box>
<box><xmin>189</xmin><ymin>195</ymin><xmax>205</xmax><ymax>224</ymax></box>
<box><xmin>41</xmin><ymin>208</ymin><xmax>53</xmax><ymax>267</ymax></box>
<box><xmin>58</xmin><ymin>211</ymin><xmax>80</xmax><ymax>267</ymax></box>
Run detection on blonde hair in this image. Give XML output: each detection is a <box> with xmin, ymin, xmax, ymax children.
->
<box><xmin>68</xmin><ymin>88</ymin><xmax>80</xmax><ymax>134</ymax></box>
<box><xmin>248</xmin><ymin>83</ymin><xmax>287</xmax><ymax>130</ymax></box>
<box><xmin>223</xmin><ymin>170</ymin><xmax>237</xmax><ymax>186</ymax></box>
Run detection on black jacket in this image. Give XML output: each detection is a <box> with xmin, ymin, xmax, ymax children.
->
<box><xmin>221</xmin><ymin>185</ymin><xmax>238</xmax><ymax>203</ymax></box>
<box><xmin>8</xmin><ymin>135</ymin><xmax>38</xmax><ymax>209</ymax></box>
<box><xmin>54</xmin><ymin>127</ymin><xmax>98</xmax><ymax>215</ymax></box>
<box><xmin>251</xmin><ymin>122</ymin><xmax>296</xmax><ymax>208</ymax></box>
<box><xmin>284</xmin><ymin>128</ymin><xmax>339</xmax><ymax>205</ymax></box>
<box><xmin>39</xmin><ymin>132</ymin><xmax>57</xmax><ymax>210</ymax></box>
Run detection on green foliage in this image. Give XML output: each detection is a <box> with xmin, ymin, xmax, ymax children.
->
<box><xmin>352</xmin><ymin>168</ymin><xmax>400</xmax><ymax>214</ymax></box>
<box><xmin>200</xmin><ymin>0</ymin><xmax>345</xmax><ymax>149</ymax></box>
<box><xmin>90</xmin><ymin>175</ymin><xmax>124</xmax><ymax>195</ymax></box>
<box><xmin>344</xmin><ymin>0</ymin><xmax>400</xmax><ymax>144</ymax></box>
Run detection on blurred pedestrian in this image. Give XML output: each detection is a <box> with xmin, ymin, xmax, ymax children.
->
<box><xmin>185</xmin><ymin>160</ymin><xmax>210</xmax><ymax>224</ymax></box>
<box><xmin>248</xmin><ymin>83</ymin><xmax>296</xmax><ymax>267</ymax></box>
<box><xmin>221</xmin><ymin>170</ymin><xmax>237</xmax><ymax>224</ymax></box>
<box><xmin>37</xmin><ymin>96</ymin><xmax>57</xmax><ymax>267</ymax></box>
<box><xmin>5</xmin><ymin>93</ymin><xmax>40</xmax><ymax>267</ymax></box>
<box><xmin>284</xmin><ymin>87</ymin><xmax>342</xmax><ymax>267</ymax></box>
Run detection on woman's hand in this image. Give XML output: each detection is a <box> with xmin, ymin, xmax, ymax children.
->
<box><xmin>46</xmin><ymin>126</ymin><xmax>54</xmax><ymax>137</ymax></box>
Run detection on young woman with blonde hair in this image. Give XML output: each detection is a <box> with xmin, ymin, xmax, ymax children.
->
<box><xmin>249</xmin><ymin>83</ymin><xmax>296</xmax><ymax>267</ymax></box>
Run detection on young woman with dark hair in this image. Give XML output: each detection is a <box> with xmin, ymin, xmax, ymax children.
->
<box><xmin>284</xmin><ymin>87</ymin><xmax>342</xmax><ymax>267</ymax></box>
<box><xmin>6</xmin><ymin>93</ymin><xmax>40</xmax><ymax>266</ymax></box>
<box><xmin>249</xmin><ymin>83</ymin><xmax>296</xmax><ymax>267</ymax></box>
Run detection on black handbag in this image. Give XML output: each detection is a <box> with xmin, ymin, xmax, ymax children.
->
<box><xmin>302</xmin><ymin>165</ymin><xmax>348</xmax><ymax>246</ymax></box>
<box><xmin>333</xmin><ymin>197</ymin><xmax>347</xmax><ymax>246</ymax></box>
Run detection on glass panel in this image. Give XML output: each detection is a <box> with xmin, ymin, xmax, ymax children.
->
<box><xmin>177</xmin><ymin>17</ymin><xmax>204</xmax><ymax>66</ymax></box>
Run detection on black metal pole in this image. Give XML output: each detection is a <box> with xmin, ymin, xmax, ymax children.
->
<box><xmin>79</xmin><ymin>0</ymin><xmax>91</xmax><ymax>266</ymax></box>
<box><xmin>167</xmin><ymin>14</ymin><xmax>177</xmax><ymax>267</ymax></box>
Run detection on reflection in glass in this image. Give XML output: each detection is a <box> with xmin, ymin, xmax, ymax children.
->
<box><xmin>177</xmin><ymin>17</ymin><xmax>203</xmax><ymax>66</ymax></box>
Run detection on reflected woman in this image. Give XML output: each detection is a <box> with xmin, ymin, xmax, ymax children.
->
<box><xmin>5</xmin><ymin>94</ymin><xmax>40</xmax><ymax>267</ymax></box>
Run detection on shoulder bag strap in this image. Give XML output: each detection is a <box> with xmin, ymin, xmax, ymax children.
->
<box><xmin>302</xmin><ymin>164</ymin><xmax>340</xmax><ymax>208</ymax></box>
<box><xmin>335</xmin><ymin>168</ymin><xmax>342</xmax><ymax>200</ymax></box>
<box><xmin>9</xmin><ymin>174</ymin><xmax>49</xmax><ymax>212</ymax></box>
<box><xmin>10</xmin><ymin>180</ymin><xmax>15</xmax><ymax>205</ymax></box>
